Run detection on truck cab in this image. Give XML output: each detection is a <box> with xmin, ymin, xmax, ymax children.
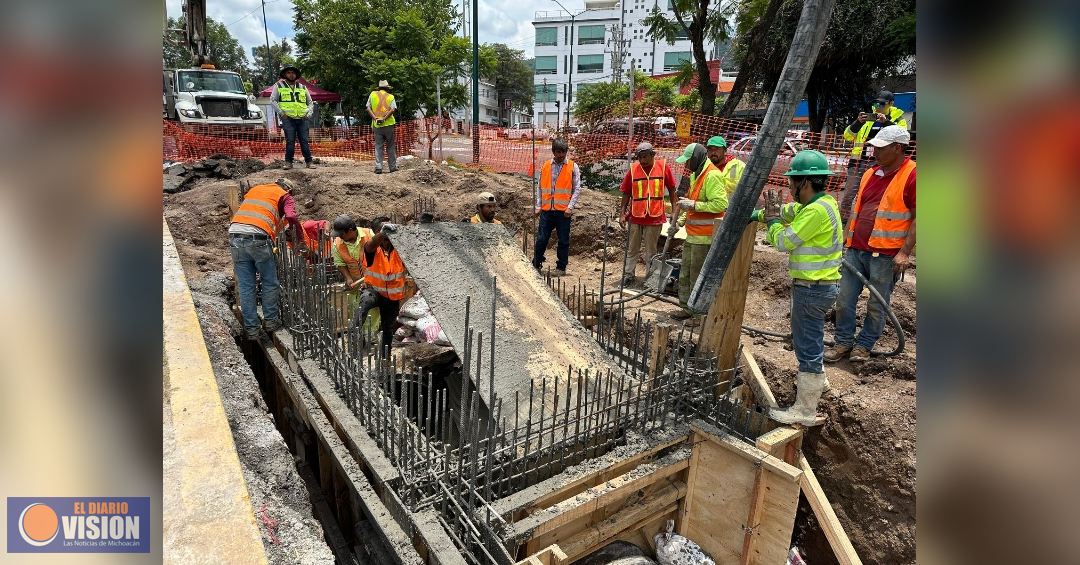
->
<box><xmin>163</xmin><ymin>67</ymin><xmax>265</xmax><ymax>128</ymax></box>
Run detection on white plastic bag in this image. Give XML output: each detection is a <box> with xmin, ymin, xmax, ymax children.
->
<box><xmin>399</xmin><ymin>295</ymin><xmax>430</xmax><ymax>320</ymax></box>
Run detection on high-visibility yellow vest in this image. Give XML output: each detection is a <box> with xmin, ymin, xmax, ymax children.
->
<box><xmin>843</xmin><ymin>106</ymin><xmax>907</xmax><ymax>158</ymax></box>
<box><xmin>470</xmin><ymin>214</ymin><xmax>502</xmax><ymax>224</ymax></box>
<box><xmin>766</xmin><ymin>193</ymin><xmax>844</xmax><ymax>281</ymax></box>
<box><xmin>369</xmin><ymin>90</ymin><xmax>397</xmax><ymax>127</ymax></box>
<box><xmin>276</xmin><ymin>81</ymin><xmax>309</xmax><ymax>119</ymax></box>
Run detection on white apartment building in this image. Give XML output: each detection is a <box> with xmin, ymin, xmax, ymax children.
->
<box><xmin>532</xmin><ymin>0</ymin><xmax>727</xmax><ymax>126</ymax></box>
<box><xmin>448</xmin><ymin>79</ymin><xmax>532</xmax><ymax>131</ymax></box>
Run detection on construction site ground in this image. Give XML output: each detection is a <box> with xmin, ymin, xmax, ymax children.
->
<box><xmin>164</xmin><ymin>157</ymin><xmax>916</xmax><ymax>564</ymax></box>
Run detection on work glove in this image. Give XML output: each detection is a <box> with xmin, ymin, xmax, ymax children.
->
<box><xmin>666</xmin><ymin>222</ymin><xmax>679</xmax><ymax>237</ymax></box>
<box><xmin>763</xmin><ymin>189</ymin><xmax>782</xmax><ymax>223</ymax></box>
<box><xmin>381</xmin><ymin>223</ymin><xmax>400</xmax><ymax>234</ymax></box>
<box><xmin>677</xmin><ymin>198</ymin><xmax>696</xmax><ymax>210</ymax></box>
<box><xmin>750</xmin><ymin>209</ymin><xmax>764</xmax><ymax>223</ymax></box>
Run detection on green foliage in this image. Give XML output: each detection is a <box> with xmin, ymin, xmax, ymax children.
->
<box><xmin>640</xmin><ymin>0</ymin><xmax>734</xmax><ymax>114</ymax></box>
<box><xmin>579</xmin><ymin>160</ymin><xmax>626</xmax><ymax>193</ymax></box>
<box><xmin>163</xmin><ymin>16</ymin><xmax>248</xmax><ymax>78</ymax></box>
<box><xmin>674</xmin><ymin>91</ymin><xmax>701</xmax><ymax>111</ymax></box>
<box><xmin>294</xmin><ymin>0</ymin><xmax>472</xmax><ymax>120</ymax></box>
<box><xmin>249</xmin><ymin>40</ymin><xmax>296</xmax><ymax>92</ymax></box>
<box><xmin>485</xmin><ymin>43</ymin><xmax>534</xmax><ymax>115</ymax></box>
<box><xmin>573</xmin><ymin>82</ymin><xmax>630</xmax><ymax>124</ymax></box>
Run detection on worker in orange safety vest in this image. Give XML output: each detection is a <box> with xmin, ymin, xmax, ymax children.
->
<box><xmin>353</xmin><ymin>217</ymin><xmax>407</xmax><ymax>352</ymax></box>
<box><xmin>531</xmin><ymin>138</ymin><xmax>581</xmax><ymax>276</ymax></box>
<box><xmin>618</xmin><ymin>142</ymin><xmax>677</xmax><ymax>286</ymax></box>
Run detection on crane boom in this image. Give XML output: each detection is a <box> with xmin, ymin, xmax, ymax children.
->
<box><xmin>183</xmin><ymin>0</ymin><xmax>210</xmax><ymax>66</ymax></box>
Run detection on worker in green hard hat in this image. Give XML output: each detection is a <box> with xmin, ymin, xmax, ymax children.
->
<box><xmin>705</xmin><ymin>135</ymin><xmax>746</xmax><ymax>197</ymax></box>
<box><xmin>751</xmin><ymin>150</ymin><xmax>842</xmax><ymax>426</ymax></box>
<box><xmin>671</xmin><ymin>142</ymin><xmax>728</xmax><ymax>325</ymax></box>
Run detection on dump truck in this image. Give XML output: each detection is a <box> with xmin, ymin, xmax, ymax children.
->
<box><xmin>162</xmin><ymin>66</ymin><xmax>265</xmax><ymax>127</ymax></box>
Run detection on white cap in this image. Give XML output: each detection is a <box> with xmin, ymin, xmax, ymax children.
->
<box><xmin>867</xmin><ymin>125</ymin><xmax>910</xmax><ymax>147</ymax></box>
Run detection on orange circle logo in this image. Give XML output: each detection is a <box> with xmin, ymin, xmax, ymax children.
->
<box><xmin>19</xmin><ymin>503</ymin><xmax>59</xmax><ymax>546</ymax></box>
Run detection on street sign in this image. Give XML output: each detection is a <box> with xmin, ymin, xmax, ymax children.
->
<box><xmin>503</xmin><ymin>99</ymin><xmax>512</xmax><ymax>110</ymax></box>
<box><xmin>676</xmin><ymin>112</ymin><xmax>692</xmax><ymax>139</ymax></box>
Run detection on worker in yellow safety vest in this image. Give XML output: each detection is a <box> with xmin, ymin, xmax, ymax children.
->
<box><xmin>840</xmin><ymin>90</ymin><xmax>908</xmax><ymax>222</ymax></box>
<box><xmin>471</xmin><ymin>192</ymin><xmax>503</xmax><ymax>224</ymax></box>
<box><xmin>354</xmin><ymin>217</ymin><xmax>407</xmax><ymax>352</ymax></box>
<box><xmin>271</xmin><ymin>66</ymin><xmax>314</xmax><ymax>170</ymax></box>
<box><xmin>367</xmin><ymin>80</ymin><xmax>399</xmax><ymax>174</ymax></box>
<box><xmin>671</xmin><ymin>143</ymin><xmax>728</xmax><ymax>324</ymax></box>
<box><xmin>618</xmin><ymin>142</ymin><xmax>677</xmax><ymax>286</ymax></box>
<box><xmin>531</xmin><ymin>138</ymin><xmax>581</xmax><ymax>276</ymax></box>
<box><xmin>228</xmin><ymin>178</ymin><xmax>302</xmax><ymax>339</ymax></box>
<box><xmin>331</xmin><ymin>214</ymin><xmax>376</xmax><ymax>312</ymax></box>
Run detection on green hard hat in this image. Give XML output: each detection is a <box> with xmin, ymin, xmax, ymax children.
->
<box><xmin>675</xmin><ymin>143</ymin><xmax>700</xmax><ymax>164</ymax></box>
<box><xmin>706</xmin><ymin>135</ymin><xmax>727</xmax><ymax>148</ymax></box>
<box><xmin>783</xmin><ymin>150</ymin><xmax>835</xmax><ymax>176</ymax></box>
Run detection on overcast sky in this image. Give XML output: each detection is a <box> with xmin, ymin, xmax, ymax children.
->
<box><xmin>165</xmin><ymin>0</ymin><xmax>555</xmax><ymax>62</ymax></box>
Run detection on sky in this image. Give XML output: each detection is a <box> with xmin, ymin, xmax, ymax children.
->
<box><xmin>165</xmin><ymin>0</ymin><xmax>551</xmax><ymax>62</ymax></box>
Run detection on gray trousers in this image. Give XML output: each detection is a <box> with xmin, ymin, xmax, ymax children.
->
<box><xmin>374</xmin><ymin>125</ymin><xmax>397</xmax><ymax>171</ymax></box>
<box><xmin>624</xmin><ymin>223</ymin><xmax>661</xmax><ymax>278</ymax></box>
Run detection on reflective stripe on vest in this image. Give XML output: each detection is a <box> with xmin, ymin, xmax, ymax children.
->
<box><xmin>845</xmin><ymin>159</ymin><xmax>916</xmax><ymax>250</ymax></box>
<box><xmin>538</xmin><ymin>159</ymin><xmax>575</xmax><ymax>212</ymax></box>
<box><xmin>684</xmin><ymin>162</ymin><xmax>723</xmax><ymax>238</ymax></box>
<box><xmin>847</xmin><ymin>106</ymin><xmax>907</xmax><ymax>157</ymax></box>
<box><xmin>231</xmin><ymin>184</ymin><xmax>286</xmax><ymax>236</ymax></box>
<box><xmin>629</xmin><ymin>159</ymin><xmax>668</xmax><ymax>220</ymax></box>
<box><xmin>334</xmin><ymin>237</ymin><xmax>363</xmax><ymax>280</ymax></box>
<box><xmin>276</xmin><ymin>82</ymin><xmax>309</xmax><ymax>118</ymax></box>
<box><xmin>363</xmin><ymin>248</ymin><xmax>406</xmax><ymax>300</ymax></box>
<box><xmin>369</xmin><ymin>90</ymin><xmax>397</xmax><ymax>127</ymax></box>
<box><xmin>787</xmin><ymin>194</ymin><xmax>844</xmax><ymax>280</ymax></box>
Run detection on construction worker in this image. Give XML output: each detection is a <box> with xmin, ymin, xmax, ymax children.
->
<box><xmin>368</xmin><ymin>80</ymin><xmax>398</xmax><ymax>174</ymax></box>
<box><xmin>229</xmin><ymin>178</ymin><xmax>302</xmax><ymax>340</ymax></box>
<box><xmin>286</xmin><ymin>219</ymin><xmax>331</xmax><ymax>262</ymax></box>
<box><xmin>532</xmin><ymin>138</ymin><xmax>581</xmax><ymax>276</ymax></box>
<box><xmin>619</xmin><ymin>142</ymin><xmax>677</xmax><ymax>286</ymax></box>
<box><xmin>331</xmin><ymin>214</ymin><xmax>375</xmax><ymax>298</ymax></box>
<box><xmin>827</xmin><ymin>126</ymin><xmax>916</xmax><ymax>364</ymax></box>
<box><xmin>271</xmin><ymin>66</ymin><xmax>314</xmax><ymax>170</ymax></box>
<box><xmin>705</xmin><ymin>135</ymin><xmax>746</xmax><ymax>195</ymax></box>
<box><xmin>840</xmin><ymin>90</ymin><xmax>908</xmax><ymax>222</ymax></box>
<box><xmin>471</xmin><ymin>192</ymin><xmax>503</xmax><ymax>224</ymax></box>
<box><xmin>671</xmin><ymin>143</ymin><xmax>728</xmax><ymax>322</ymax></box>
<box><xmin>751</xmin><ymin>150</ymin><xmax>843</xmax><ymax>425</ymax></box>
<box><xmin>355</xmin><ymin>217</ymin><xmax>407</xmax><ymax>352</ymax></box>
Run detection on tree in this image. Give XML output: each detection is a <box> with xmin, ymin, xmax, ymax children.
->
<box><xmin>716</xmin><ymin>0</ymin><xmax>785</xmax><ymax>117</ymax></box>
<box><xmin>573</xmin><ymin>82</ymin><xmax>630</xmax><ymax>125</ymax></box>
<box><xmin>249</xmin><ymin>39</ymin><xmax>296</xmax><ymax>92</ymax></box>
<box><xmin>163</xmin><ymin>16</ymin><xmax>248</xmax><ymax>77</ymax></box>
<box><xmin>483</xmin><ymin>43</ymin><xmax>534</xmax><ymax>125</ymax></box>
<box><xmin>731</xmin><ymin>0</ymin><xmax>915</xmax><ymax>131</ymax></box>
<box><xmin>641</xmin><ymin>0</ymin><xmax>733</xmax><ymax>115</ymax></box>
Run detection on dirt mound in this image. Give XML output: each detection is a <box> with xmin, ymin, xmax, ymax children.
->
<box><xmin>409</xmin><ymin>164</ymin><xmax>450</xmax><ymax>185</ymax></box>
<box><xmin>857</xmin><ymin>354</ymin><xmax>917</xmax><ymax>381</ymax></box>
<box><xmin>164</xmin><ymin>154</ymin><xmax>268</xmax><ymax>194</ymax></box>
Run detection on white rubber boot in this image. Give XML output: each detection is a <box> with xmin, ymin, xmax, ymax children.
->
<box><xmin>770</xmin><ymin>372</ymin><xmax>826</xmax><ymax>426</ymax></box>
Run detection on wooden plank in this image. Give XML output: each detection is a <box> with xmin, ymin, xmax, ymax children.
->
<box><xmin>799</xmin><ymin>455</ymin><xmax>863</xmax><ymax>565</ymax></box>
<box><xmin>741</xmin><ymin>347</ymin><xmax>779</xmax><ymax>409</ymax></box>
<box><xmin>699</xmin><ymin>223</ymin><xmax>758</xmax><ymax>372</ymax></box>
<box><xmin>739</xmin><ymin>467</ymin><xmax>767</xmax><ymax>565</ymax></box>
<box><xmin>559</xmin><ymin>481</ymin><xmax>686</xmax><ymax>561</ymax></box>
<box><xmin>691</xmin><ymin>422</ymin><xmax>801</xmax><ymax>482</ymax></box>
<box><xmin>648</xmin><ymin>323</ymin><xmax>674</xmax><ymax>380</ymax></box>
<box><xmin>755</xmin><ymin>427</ymin><xmax>803</xmax><ymax>461</ymax></box>
<box><xmin>514</xmin><ymin>545</ymin><xmax>567</xmax><ymax>565</ymax></box>
<box><xmin>675</xmin><ymin>430</ymin><xmax>701</xmax><ymax>534</ymax></box>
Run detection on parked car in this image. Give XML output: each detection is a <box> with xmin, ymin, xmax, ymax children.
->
<box><xmin>728</xmin><ymin>136</ymin><xmax>849</xmax><ymax>192</ymax></box>
<box><xmin>505</xmin><ymin>124</ymin><xmax>551</xmax><ymax>140</ymax></box>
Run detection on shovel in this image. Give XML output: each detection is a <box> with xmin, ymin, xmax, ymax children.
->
<box><xmin>644</xmin><ymin>228</ymin><xmax>676</xmax><ymax>293</ymax></box>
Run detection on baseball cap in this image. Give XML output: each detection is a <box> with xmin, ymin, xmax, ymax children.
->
<box><xmin>635</xmin><ymin>142</ymin><xmax>655</xmax><ymax>154</ymax></box>
<box><xmin>866</xmin><ymin>125</ymin><xmax>910</xmax><ymax>147</ymax></box>
<box><xmin>331</xmin><ymin>214</ymin><xmax>357</xmax><ymax>237</ymax></box>
<box><xmin>276</xmin><ymin>177</ymin><xmax>296</xmax><ymax>191</ymax></box>
<box><xmin>476</xmin><ymin>191</ymin><xmax>496</xmax><ymax>205</ymax></box>
<box><xmin>706</xmin><ymin>136</ymin><xmax>727</xmax><ymax>148</ymax></box>
<box><xmin>674</xmin><ymin>143</ymin><xmax>701</xmax><ymax>164</ymax></box>
<box><xmin>874</xmin><ymin>90</ymin><xmax>894</xmax><ymax>104</ymax></box>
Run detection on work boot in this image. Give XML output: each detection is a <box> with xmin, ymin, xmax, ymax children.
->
<box><xmin>824</xmin><ymin>344</ymin><xmax>852</xmax><ymax>363</ymax></box>
<box><xmin>849</xmin><ymin>346</ymin><xmax>871</xmax><ymax>363</ymax></box>
<box><xmin>552</xmin><ymin>269</ymin><xmax>567</xmax><ymax>277</ymax></box>
<box><xmin>374</xmin><ymin>168</ymin><xmax>383</xmax><ymax>174</ymax></box>
<box><xmin>245</xmin><ymin>328</ymin><xmax>262</xmax><ymax>341</ymax></box>
<box><xmin>621</xmin><ymin>274</ymin><xmax>635</xmax><ymax>287</ymax></box>
<box><xmin>770</xmin><ymin>372</ymin><xmax>826</xmax><ymax>426</ymax></box>
<box><xmin>389</xmin><ymin>166</ymin><xmax>398</xmax><ymax>173</ymax></box>
<box><xmin>283</xmin><ymin>162</ymin><xmax>293</xmax><ymax>170</ymax></box>
<box><xmin>305</xmin><ymin>162</ymin><xmax>315</xmax><ymax>169</ymax></box>
<box><xmin>670</xmin><ymin>309</ymin><xmax>692</xmax><ymax>320</ymax></box>
<box><xmin>264</xmin><ymin>319</ymin><xmax>283</xmax><ymax>334</ymax></box>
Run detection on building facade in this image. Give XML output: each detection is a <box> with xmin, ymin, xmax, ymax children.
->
<box><xmin>532</xmin><ymin>0</ymin><xmax>727</xmax><ymax>126</ymax></box>
<box><xmin>448</xmin><ymin>79</ymin><xmax>531</xmax><ymax>132</ymax></box>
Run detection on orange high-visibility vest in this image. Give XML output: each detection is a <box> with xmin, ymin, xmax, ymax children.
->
<box><xmin>845</xmin><ymin>159</ymin><xmax>916</xmax><ymax>250</ymax></box>
<box><xmin>684</xmin><ymin>162</ymin><xmax>723</xmax><ymax>238</ymax></box>
<box><xmin>334</xmin><ymin>237</ymin><xmax>363</xmax><ymax>280</ymax></box>
<box><xmin>363</xmin><ymin>248</ymin><xmax>407</xmax><ymax>300</ymax></box>
<box><xmin>628</xmin><ymin>159</ymin><xmax>669</xmax><ymax>220</ymax></box>
<box><xmin>538</xmin><ymin>159</ymin><xmax>575</xmax><ymax>212</ymax></box>
<box><xmin>231</xmin><ymin>183</ymin><xmax>286</xmax><ymax>236</ymax></box>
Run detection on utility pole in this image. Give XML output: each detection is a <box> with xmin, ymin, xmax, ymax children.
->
<box><xmin>470</xmin><ymin>0</ymin><xmax>479</xmax><ymax>162</ymax></box>
<box><xmin>261</xmin><ymin>0</ymin><xmax>272</xmax><ymax>84</ymax></box>
<box><xmin>627</xmin><ymin>59</ymin><xmax>635</xmax><ymax>158</ymax></box>
<box><xmin>608</xmin><ymin>24</ymin><xmax>628</xmax><ymax>84</ymax></box>
<box><xmin>542</xmin><ymin>77</ymin><xmax>548</xmax><ymax>130</ymax></box>
<box><xmin>551</xmin><ymin>0</ymin><xmax>586</xmax><ymax>131</ymax></box>
<box><xmin>436</xmin><ymin>76</ymin><xmax>443</xmax><ymax>161</ymax></box>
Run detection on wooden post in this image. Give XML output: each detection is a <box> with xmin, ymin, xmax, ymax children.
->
<box><xmin>647</xmin><ymin>323</ymin><xmax>673</xmax><ymax>381</ymax></box>
<box><xmin>699</xmin><ymin>223</ymin><xmax>758</xmax><ymax>373</ymax></box>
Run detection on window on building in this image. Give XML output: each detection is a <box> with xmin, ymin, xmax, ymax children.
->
<box><xmin>578</xmin><ymin>25</ymin><xmax>605</xmax><ymax>45</ymax></box>
<box><xmin>534</xmin><ymin>83</ymin><xmax>557</xmax><ymax>103</ymax></box>
<box><xmin>663</xmin><ymin>51</ymin><xmax>691</xmax><ymax>71</ymax></box>
<box><xmin>534</xmin><ymin>56</ymin><xmax>557</xmax><ymax>75</ymax></box>
<box><xmin>577</xmin><ymin>54</ymin><xmax>604</xmax><ymax>73</ymax></box>
<box><xmin>536</xmin><ymin>27</ymin><xmax>557</xmax><ymax>46</ymax></box>
<box><xmin>673</xmin><ymin>26</ymin><xmax>689</xmax><ymax>40</ymax></box>
<box><xmin>565</xmin><ymin>26</ymin><xmax>569</xmax><ymax>43</ymax></box>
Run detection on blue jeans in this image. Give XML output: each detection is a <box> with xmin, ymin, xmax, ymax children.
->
<box><xmin>281</xmin><ymin>117</ymin><xmax>312</xmax><ymax>164</ymax></box>
<box><xmin>533</xmin><ymin>210</ymin><xmax>572</xmax><ymax>271</ymax></box>
<box><xmin>230</xmin><ymin>235</ymin><xmax>281</xmax><ymax>333</ymax></box>
<box><xmin>791</xmin><ymin>282</ymin><xmax>840</xmax><ymax>373</ymax></box>
<box><xmin>374</xmin><ymin>125</ymin><xmax>397</xmax><ymax>171</ymax></box>
<box><xmin>834</xmin><ymin>248</ymin><xmax>898</xmax><ymax>350</ymax></box>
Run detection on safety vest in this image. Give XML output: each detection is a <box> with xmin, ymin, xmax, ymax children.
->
<box><xmin>844</xmin><ymin>106</ymin><xmax>907</xmax><ymax>158</ymax></box>
<box><xmin>716</xmin><ymin>157</ymin><xmax>746</xmax><ymax>196</ymax></box>
<box><xmin>769</xmin><ymin>194</ymin><xmax>844</xmax><ymax>280</ymax></box>
<box><xmin>628</xmin><ymin>159</ymin><xmax>669</xmax><ymax>220</ymax></box>
<box><xmin>276</xmin><ymin>81</ymin><xmax>309</xmax><ymax>119</ymax></box>
<box><xmin>470</xmin><ymin>214</ymin><xmax>502</xmax><ymax>224</ymax></box>
<box><xmin>684</xmin><ymin>162</ymin><xmax>724</xmax><ymax>238</ymax></box>
<box><xmin>334</xmin><ymin>237</ymin><xmax>364</xmax><ymax>280</ymax></box>
<box><xmin>845</xmin><ymin>159</ymin><xmax>916</xmax><ymax>250</ymax></box>
<box><xmin>363</xmin><ymin>248</ymin><xmax>406</xmax><ymax>300</ymax></box>
<box><xmin>231</xmin><ymin>183</ymin><xmax>286</xmax><ymax>237</ymax></box>
<box><xmin>538</xmin><ymin>159</ymin><xmax>575</xmax><ymax>212</ymax></box>
<box><xmin>369</xmin><ymin>90</ymin><xmax>397</xmax><ymax>127</ymax></box>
